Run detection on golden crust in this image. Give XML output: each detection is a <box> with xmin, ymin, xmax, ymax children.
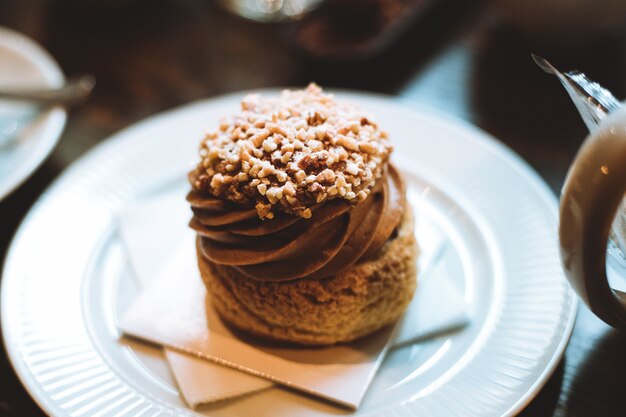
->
<box><xmin>197</xmin><ymin>206</ymin><xmax>418</xmax><ymax>345</ymax></box>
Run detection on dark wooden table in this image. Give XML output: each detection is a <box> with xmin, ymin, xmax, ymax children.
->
<box><xmin>1</xmin><ymin>0</ymin><xmax>625</xmax><ymax>415</ymax></box>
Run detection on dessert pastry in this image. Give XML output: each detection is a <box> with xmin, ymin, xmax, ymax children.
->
<box><xmin>188</xmin><ymin>84</ymin><xmax>418</xmax><ymax>345</ymax></box>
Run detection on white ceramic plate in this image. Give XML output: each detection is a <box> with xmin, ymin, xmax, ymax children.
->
<box><xmin>1</xmin><ymin>90</ymin><xmax>576</xmax><ymax>417</ymax></box>
<box><xmin>0</xmin><ymin>26</ymin><xmax>66</xmax><ymax>201</ymax></box>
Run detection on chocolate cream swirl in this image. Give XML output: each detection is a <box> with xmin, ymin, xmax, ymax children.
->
<box><xmin>188</xmin><ymin>164</ymin><xmax>406</xmax><ymax>282</ymax></box>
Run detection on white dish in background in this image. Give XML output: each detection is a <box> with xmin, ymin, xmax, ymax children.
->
<box><xmin>1</xmin><ymin>90</ymin><xmax>576</xmax><ymax>417</ymax></box>
<box><xmin>0</xmin><ymin>26</ymin><xmax>66</xmax><ymax>201</ymax></box>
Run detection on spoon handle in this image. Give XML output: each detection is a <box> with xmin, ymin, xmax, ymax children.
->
<box><xmin>0</xmin><ymin>75</ymin><xmax>95</xmax><ymax>106</ymax></box>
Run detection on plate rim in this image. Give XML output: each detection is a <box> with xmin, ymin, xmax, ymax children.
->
<box><xmin>0</xmin><ymin>25</ymin><xmax>67</xmax><ymax>202</ymax></box>
<box><xmin>1</xmin><ymin>88</ymin><xmax>577</xmax><ymax>417</ymax></box>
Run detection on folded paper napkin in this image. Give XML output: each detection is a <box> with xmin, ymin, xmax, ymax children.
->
<box><xmin>119</xmin><ymin>192</ymin><xmax>469</xmax><ymax>409</ymax></box>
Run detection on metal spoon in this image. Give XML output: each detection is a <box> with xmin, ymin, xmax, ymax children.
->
<box><xmin>0</xmin><ymin>74</ymin><xmax>95</xmax><ymax>107</ymax></box>
<box><xmin>0</xmin><ymin>75</ymin><xmax>95</xmax><ymax>148</ymax></box>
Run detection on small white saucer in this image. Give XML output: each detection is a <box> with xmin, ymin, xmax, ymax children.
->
<box><xmin>0</xmin><ymin>26</ymin><xmax>66</xmax><ymax>201</ymax></box>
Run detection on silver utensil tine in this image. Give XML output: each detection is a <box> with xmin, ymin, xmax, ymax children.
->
<box><xmin>532</xmin><ymin>54</ymin><xmax>621</xmax><ymax>131</ymax></box>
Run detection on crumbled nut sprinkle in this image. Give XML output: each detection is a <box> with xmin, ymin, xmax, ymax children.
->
<box><xmin>191</xmin><ymin>83</ymin><xmax>392</xmax><ymax>218</ymax></box>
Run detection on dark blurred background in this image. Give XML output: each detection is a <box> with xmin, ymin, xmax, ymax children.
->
<box><xmin>1</xmin><ymin>0</ymin><xmax>626</xmax><ymax>415</ymax></box>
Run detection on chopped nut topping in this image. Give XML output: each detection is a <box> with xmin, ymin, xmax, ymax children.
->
<box><xmin>190</xmin><ymin>83</ymin><xmax>392</xmax><ymax>218</ymax></box>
